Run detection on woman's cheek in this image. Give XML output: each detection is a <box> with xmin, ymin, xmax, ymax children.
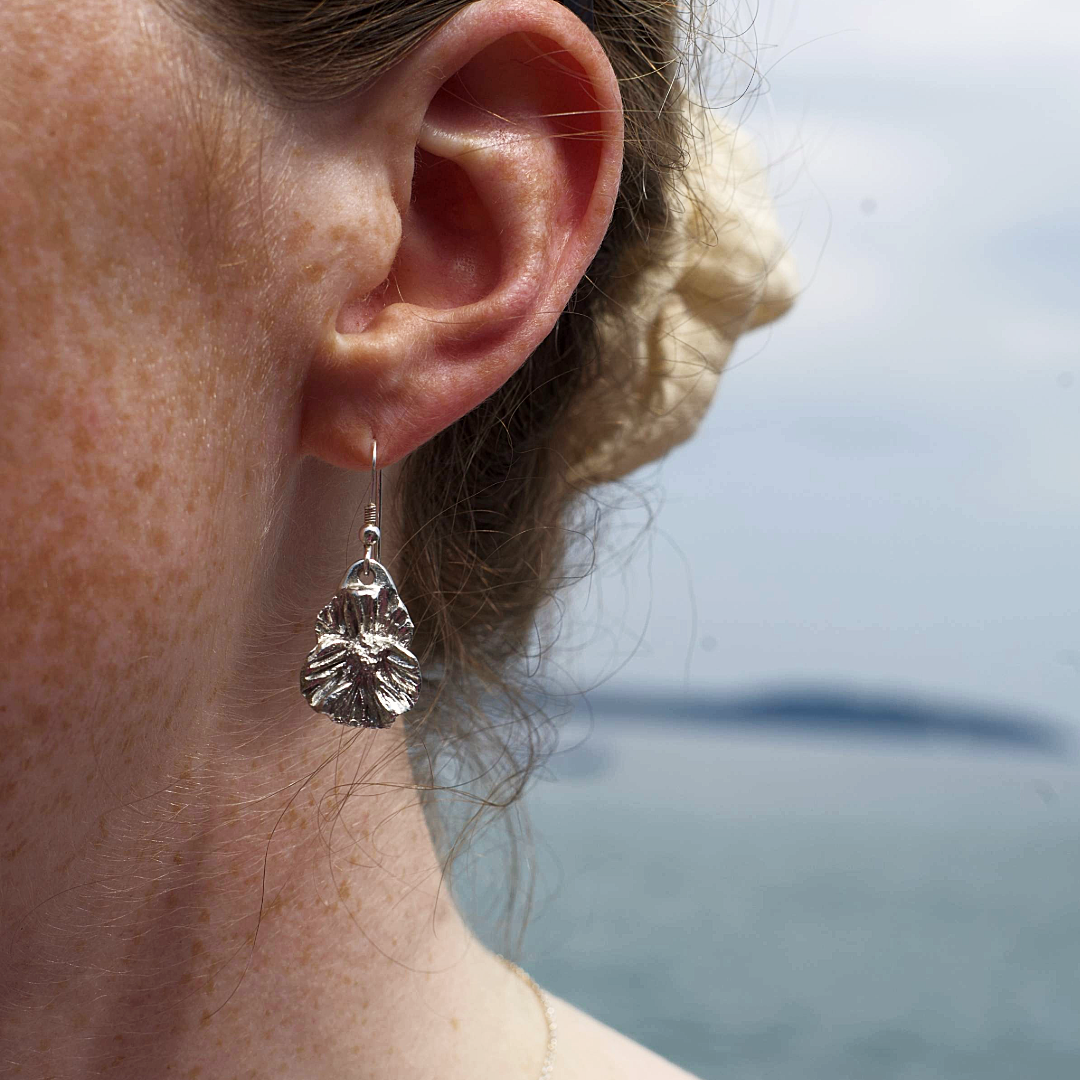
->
<box><xmin>0</xmin><ymin>1</ymin><xmax>267</xmax><ymax>788</ymax></box>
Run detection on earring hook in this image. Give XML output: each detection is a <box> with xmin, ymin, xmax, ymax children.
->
<box><xmin>370</xmin><ymin>437</ymin><xmax>381</xmax><ymax>531</ymax></box>
<box><xmin>361</xmin><ymin>436</ymin><xmax>381</xmax><ymax>568</ymax></box>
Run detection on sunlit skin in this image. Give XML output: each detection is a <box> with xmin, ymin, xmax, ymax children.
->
<box><xmin>0</xmin><ymin>0</ymin><xmax>704</xmax><ymax>1077</ymax></box>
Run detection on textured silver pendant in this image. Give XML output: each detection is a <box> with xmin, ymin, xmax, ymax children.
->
<box><xmin>299</xmin><ymin>558</ymin><xmax>421</xmax><ymax>729</ymax></box>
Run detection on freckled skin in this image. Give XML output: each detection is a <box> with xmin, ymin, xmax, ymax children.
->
<box><xmin>0</xmin><ymin>2</ymin><xmax>506</xmax><ymax>1078</ymax></box>
<box><xmin>0</xmin><ymin>2</ymin><xmax>651</xmax><ymax>1080</ymax></box>
<box><xmin>0</xmin><ymin>0</ymin><xmax>583</xmax><ymax>1077</ymax></box>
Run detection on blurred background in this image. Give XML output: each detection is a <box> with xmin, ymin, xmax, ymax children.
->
<box><xmin>461</xmin><ymin>1</ymin><xmax>1080</xmax><ymax>1077</ymax></box>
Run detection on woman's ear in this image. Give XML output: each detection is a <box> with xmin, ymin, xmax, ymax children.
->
<box><xmin>295</xmin><ymin>0</ymin><xmax>623</xmax><ymax>470</ymax></box>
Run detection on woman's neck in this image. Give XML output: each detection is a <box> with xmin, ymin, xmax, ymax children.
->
<box><xmin>0</xmin><ymin>447</ymin><xmax>548</xmax><ymax>1080</ymax></box>
<box><xmin>0</xmin><ymin>693</ymin><xmax>549</xmax><ymax>1079</ymax></box>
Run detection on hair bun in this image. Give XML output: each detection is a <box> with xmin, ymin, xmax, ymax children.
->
<box><xmin>564</xmin><ymin>106</ymin><xmax>799</xmax><ymax>485</ymax></box>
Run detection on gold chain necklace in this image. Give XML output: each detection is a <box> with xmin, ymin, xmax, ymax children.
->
<box><xmin>497</xmin><ymin>955</ymin><xmax>557</xmax><ymax>1079</ymax></box>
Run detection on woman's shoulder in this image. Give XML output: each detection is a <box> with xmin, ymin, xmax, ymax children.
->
<box><xmin>548</xmin><ymin>993</ymin><xmax>705</xmax><ymax>1080</ymax></box>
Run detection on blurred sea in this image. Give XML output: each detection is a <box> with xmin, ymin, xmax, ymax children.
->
<box><xmin>462</xmin><ymin>696</ymin><xmax>1080</xmax><ymax>1080</ymax></box>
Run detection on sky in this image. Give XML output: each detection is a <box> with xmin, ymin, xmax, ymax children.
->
<box><xmin>551</xmin><ymin>0</ymin><xmax>1080</xmax><ymax>730</ymax></box>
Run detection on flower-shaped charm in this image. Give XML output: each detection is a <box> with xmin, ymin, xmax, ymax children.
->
<box><xmin>299</xmin><ymin>560</ymin><xmax>421</xmax><ymax>728</ymax></box>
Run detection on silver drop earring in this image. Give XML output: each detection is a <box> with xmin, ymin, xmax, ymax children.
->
<box><xmin>299</xmin><ymin>438</ymin><xmax>422</xmax><ymax>728</ymax></box>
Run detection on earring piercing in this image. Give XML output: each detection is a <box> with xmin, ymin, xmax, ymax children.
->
<box><xmin>299</xmin><ymin>437</ymin><xmax>422</xmax><ymax>728</ymax></box>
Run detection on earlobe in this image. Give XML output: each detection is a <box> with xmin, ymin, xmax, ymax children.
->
<box><xmin>298</xmin><ymin>0</ymin><xmax>623</xmax><ymax>472</ymax></box>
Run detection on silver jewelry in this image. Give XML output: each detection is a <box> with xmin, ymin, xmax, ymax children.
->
<box><xmin>499</xmin><ymin>955</ymin><xmax>557</xmax><ymax>1080</ymax></box>
<box><xmin>299</xmin><ymin>438</ymin><xmax>421</xmax><ymax>728</ymax></box>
